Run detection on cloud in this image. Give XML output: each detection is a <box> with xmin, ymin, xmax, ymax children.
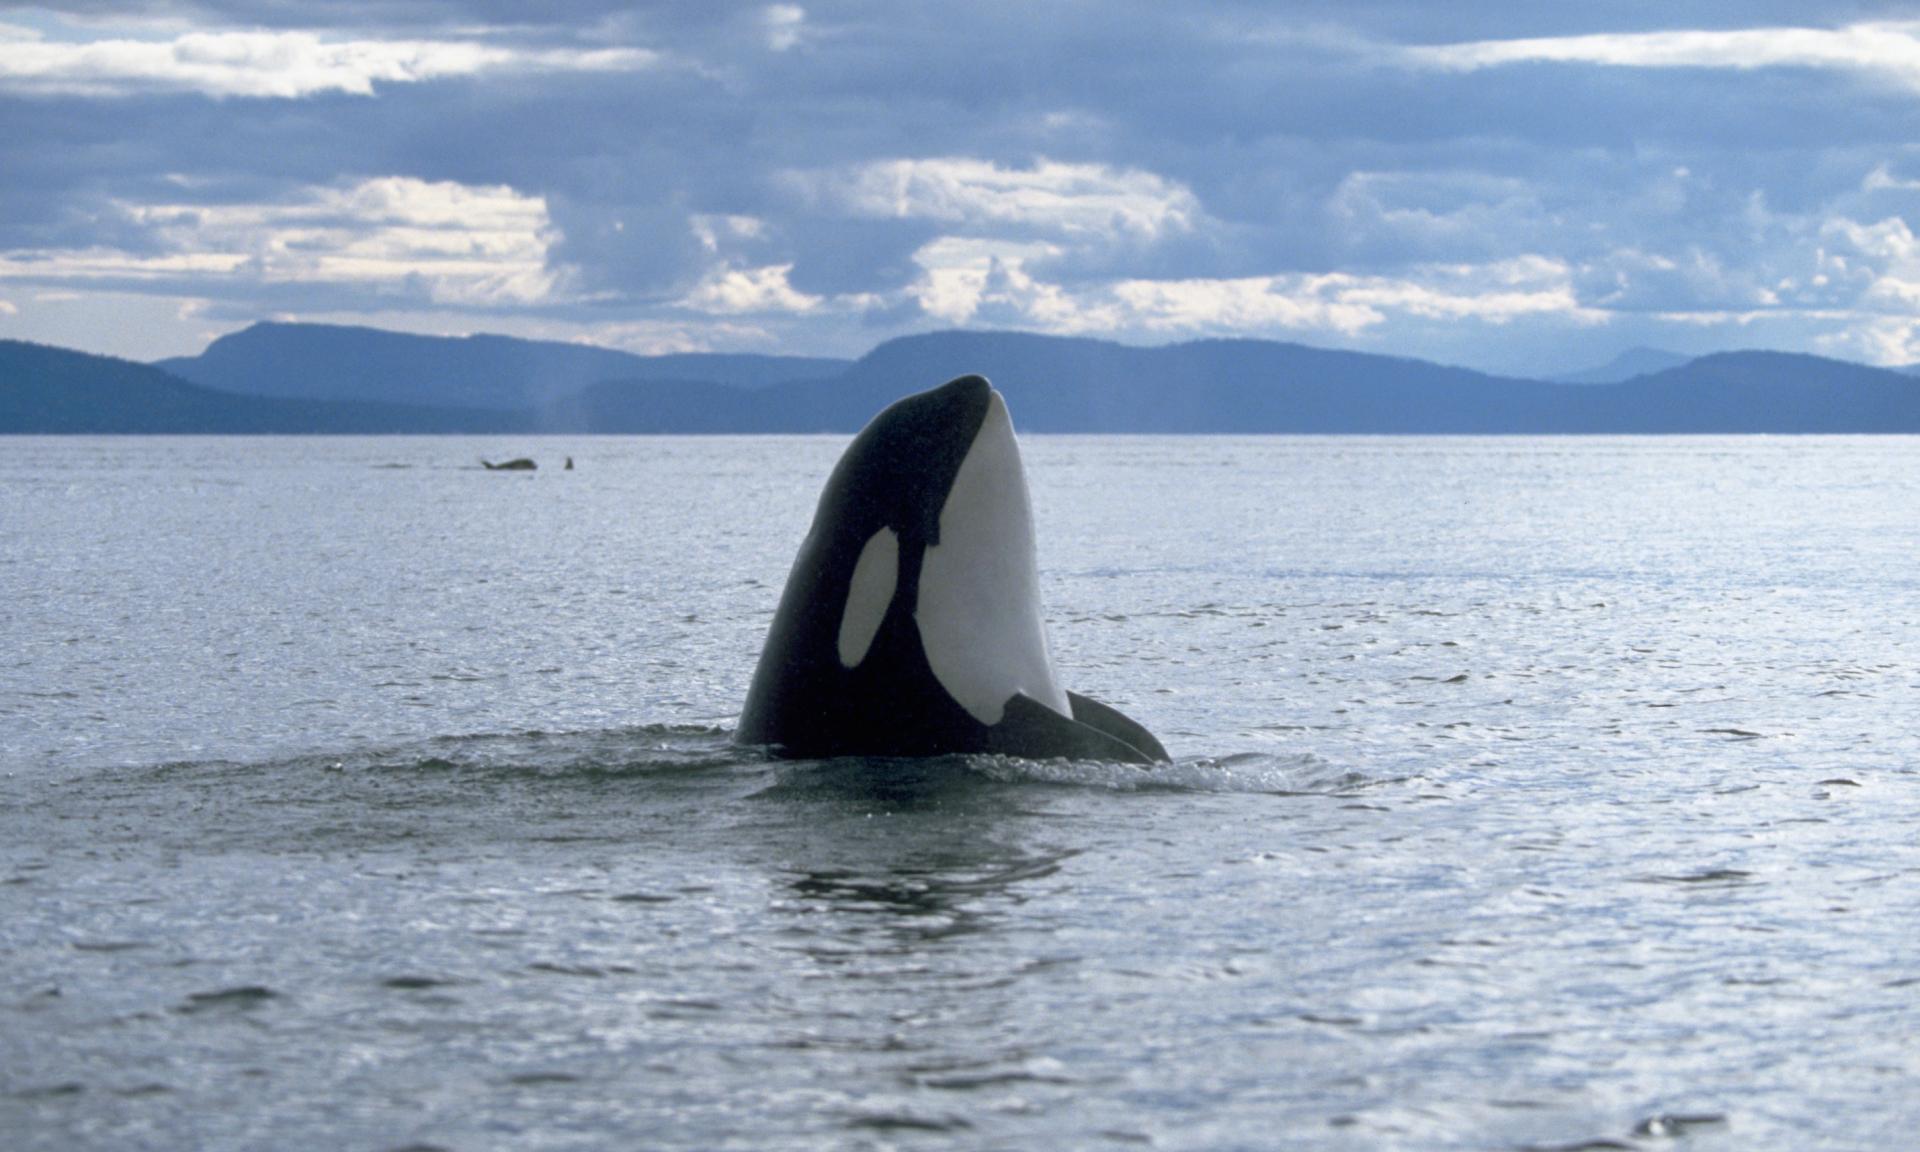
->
<box><xmin>791</xmin><ymin>157</ymin><xmax>1204</xmax><ymax>243</ymax></box>
<box><xmin>892</xmin><ymin>237</ymin><xmax>1600</xmax><ymax>339</ymax></box>
<box><xmin>1108</xmin><ymin>256</ymin><xmax>1605</xmax><ymax>336</ymax></box>
<box><xmin>0</xmin><ymin>26</ymin><xmax>656</xmax><ymax>99</ymax></box>
<box><xmin>1825</xmin><ymin>214</ymin><xmax>1919</xmax><ymax>263</ymax></box>
<box><xmin>762</xmin><ymin>5</ymin><xmax>807</xmax><ymax>53</ymax></box>
<box><xmin>681</xmin><ymin>263</ymin><xmax>821</xmax><ymax>314</ymax></box>
<box><xmin>1818</xmin><ymin>212</ymin><xmax>1920</xmax><ymax>348</ymax></box>
<box><xmin>1326</xmin><ymin>169</ymin><xmax>1555</xmax><ymax>265</ymax></box>
<box><xmin>1408</xmin><ymin>22</ymin><xmax>1920</xmax><ymax>90</ymax></box>
<box><xmin>903</xmin><ymin>237</ymin><xmax>1071</xmax><ymax>326</ymax></box>
<box><xmin>0</xmin><ymin>177</ymin><xmax>559</xmax><ymax>306</ymax></box>
<box><xmin>12</xmin><ymin>3</ymin><xmax>1920</xmax><ymax>374</ymax></box>
<box><xmin>1864</xmin><ymin>164</ymin><xmax>1920</xmax><ymax>193</ymax></box>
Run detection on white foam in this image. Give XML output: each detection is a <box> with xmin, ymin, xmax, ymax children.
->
<box><xmin>968</xmin><ymin>751</ymin><xmax>1352</xmax><ymax>793</ymax></box>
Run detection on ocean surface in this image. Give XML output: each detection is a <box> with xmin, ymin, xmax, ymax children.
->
<box><xmin>2</xmin><ymin>434</ymin><xmax>1917</xmax><ymax>1151</ymax></box>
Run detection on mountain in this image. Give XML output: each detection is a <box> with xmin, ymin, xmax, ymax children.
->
<box><xmin>1551</xmin><ymin>347</ymin><xmax>1695</xmax><ymax>384</ymax></box>
<box><xmin>1589</xmin><ymin>351</ymin><xmax>1920</xmax><ymax>432</ymax></box>
<box><xmin>0</xmin><ymin>340</ymin><xmax>519</xmax><ymax>433</ymax></box>
<box><xmin>8</xmin><ymin>327</ymin><xmax>1920</xmax><ymax>433</ymax></box>
<box><xmin>520</xmin><ymin>331</ymin><xmax>1550</xmax><ymax>433</ymax></box>
<box><xmin>155</xmin><ymin>322</ymin><xmax>850</xmax><ymax>410</ymax></box>
<box><xmin>528</xmin><ymin>334</ymin><xmax>1920</xmax><ymax>433</ymax></box>
<box><xmin>835</xmin><ymin>332</ymin><xmax>1589</xmax><ymax>432</ymax></box>
<box><xmin>721</xmin><ymin>331</ymin><xmax>1530</xmax><ymax>432</ymax></box>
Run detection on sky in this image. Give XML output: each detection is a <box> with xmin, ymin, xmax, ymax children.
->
<box><xmin>7</xmin><ymin>2</ymin><xmax>1920</xmax><ymax>374</ymax></box>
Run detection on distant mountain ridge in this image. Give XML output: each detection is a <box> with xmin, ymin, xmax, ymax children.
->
<box><xmin>0</xmin><ymin>340</ymin><xmax>518</xmax><ymax>433</ymax></box>
<box><xmin>1551</xmin><ymin>347</ymin><xmax>1694</xmax><ymax>384</ymax></box>
<box><xmin>4</xmin><ymin>324</ymin><xmax>1919</xmax><ymax>433</ymax></box>
<box><xmin>156</xmin><ymin>322</ymin><xmax>851</xmax><ymax>411</ymax></box>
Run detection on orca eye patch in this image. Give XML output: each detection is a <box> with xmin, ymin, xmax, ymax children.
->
<box><xmin>836</xmin><ymin>527</ymin><xmax>898</xmax><ymax>668</ymax></box>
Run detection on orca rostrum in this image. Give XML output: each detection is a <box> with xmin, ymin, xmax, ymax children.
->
<box><xmin>737</xmin><ymin>375</ymin><xmax>1169</xmax><ymax>764</ymax></box>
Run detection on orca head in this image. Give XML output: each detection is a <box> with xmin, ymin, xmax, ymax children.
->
<box><xmin>807</xmin><ymin>373</ymin><xmax>995</xmax><ymax>555</ymax></box>
<box><xmin>816</xmin><ymin>374</ymin><xmax>1069</xmax><ymax>720</ymax></box>
<box><xmin>738</xmin><ymin>374</ymin><xmax>1075</xmax><ymax>753</ymax></box>
<box><xmin>911</xmin><ymin>379</ymin><xmax>1071</xmax><ymax>724</ymax></box>
<box><xmin>808</xmin><ymin>375</ymin><xmax>996</xmax><ymax>679</ymax></box>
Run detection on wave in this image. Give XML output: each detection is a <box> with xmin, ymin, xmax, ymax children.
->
<box><xmin>140</xmin><ymin>723</ymin><xmax>746</xmax><ymax>785</ymax></box>
<box><xmin>130</xmin><ymin>725</ymin><xmax>1375</xmax><ymax>799</ymax></box>
<box><xmin>967</xmin><ymin>750</ymin><xmax>1368</xmax><ymax>794</ymax></box>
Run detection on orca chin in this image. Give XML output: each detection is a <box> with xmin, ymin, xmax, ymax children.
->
<box><xmin>737</xmin><ymin>374</ymin><xmax>1169</xmax><ymax>765</ymax></box>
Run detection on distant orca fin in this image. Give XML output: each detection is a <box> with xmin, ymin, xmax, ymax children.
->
<box><xmin>1067</xmin><ymin>691</ymin><xmax>1171</xmax><ymax>763</ymax></box>
<box><xmin>987</xmin><ymin>692</ymin><xmax>1165</xmax><ymax>765</ymax></box>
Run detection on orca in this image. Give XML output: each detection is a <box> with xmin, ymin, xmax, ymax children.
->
<box><xmin>737</xmin><ymin>375</ymin><xmax>1168</xmax><ymax>764</ymax></box>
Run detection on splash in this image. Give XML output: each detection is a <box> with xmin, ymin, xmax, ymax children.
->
<box><xmin>968</xmin><ymin>749</ymin><xmax>1364</xmax><ymax>794</ymax></box>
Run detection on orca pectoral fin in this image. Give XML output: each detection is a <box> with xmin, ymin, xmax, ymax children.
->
<box><xmin>987</xmin><ymin>692</ymin><xmax>1164</xmax><ymax>765</ymax></box>
<box><xmin>1067</xmin><ymin>691</ymin><xmax>1170</xmax><ymax>763</ymax></box>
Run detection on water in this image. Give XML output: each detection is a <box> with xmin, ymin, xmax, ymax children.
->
<box><xmin>3</xmin><ymin>434</ymin><xmax>1917</xmax><ymax>1150</ymax></box>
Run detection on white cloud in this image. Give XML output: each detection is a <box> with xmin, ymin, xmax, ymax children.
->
<box><xmin>0</xmin><ymin>298</ymin><xmax>16</xmax><ymax>315</ymax></box>
<box><xmin>1113</xmin><ymin>257</ymin><xmax>1604</xmax><ymax>335</ymax></box>
<box><xmin>1826</xmin><ymin>214</ymin><xmax>1920</xmax><ymax>262</ymax></box>
<box><xmin>1587</xmin><ymin>206</ymin><xmax>1920</xmax><ymax>363</ymax></box>
<box><xmin>1863</xmin><ymin>165</ymin><xmax>1920</xmax><ymax>192</ymax></box>
<box><xmin>682</xmin><ymin>264</ymin><xmax>820</xmax><ymax>314</ymax></box>
<box><xmin>896</xmin><ymin>237</ymin><xmax>1600</xmax><ymax>339</ymax></box>
<box><xmin>1821</xmin><ymin>214</ymin><xmax>1920</xmax><ymax>343</ymax></box>
<box><xmin>1582</xmin><ymin>242</ymin><xmax>1794</xmax><ymax>312</ymax></box>
<box><xmin>691</xmin><ymin>213</ymin><xmax>767</xmax><ymax>252</ymax></box>
<box><xmin>1818</xmin><ymin>316</ymin><xmax>1920</xmax><ymax>364</ymax></box>
<box><xmin>1409</xmin><ymin>22</ymin><xmax>1920</xmax><ymax>89</ymax></box>
<box><xmin>0</xmin><ymin>177</ymin><xmax>560</xmax><ymax>306</ymax></box>
<box><xmin>790</xmin><ymin>158</ymin><xmax>1215</xmax><ymax>328</ymax></box>
<box><xmin>1111</xmin><ymin>274</ymin><xmax>1384</xmax><ymax>335</ymax></box>
<box><xmin>0</xmin><ymin>27</ymin><xmax>656</xmax><ymax>99</ymax></box>
<box><xmin>794</xmin><ymin>157</ymin><xmax>1203</xmax><ymax>242</ymax></box>
<box><xmin>763</xmin><ymin>5</ymin><xmax>807</xmax><ymax>53</ymax></box>
<box><xmin>905</xmin><ymin>237</ymin><xmax>1066</xmax><ymax>325</ymax></box>
<box><xmin>0</xmin><ymin>248</ymin><xmax>248</xmax><ymax>280</ymax></box>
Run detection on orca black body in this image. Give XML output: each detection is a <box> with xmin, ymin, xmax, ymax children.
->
<box><xmin>737</xmin><ymin>375</ymin><xmax>1168</xmax><ymax>764</ymax></box>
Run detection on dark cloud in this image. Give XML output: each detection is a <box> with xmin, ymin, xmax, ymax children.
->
<box><xmin>544</xmin><ymin>197</ymin><xmax>711</xmax><ymax>299</ymax></box>
<box><xmin>777</xmin><ymin>215</ymin><xmax>938</xmax><ymax>297</ymax></box>
<box><xmin>6</xmin><ymin>1</ymin><xmax>1920</xmax><ymax>366</ymax></box>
